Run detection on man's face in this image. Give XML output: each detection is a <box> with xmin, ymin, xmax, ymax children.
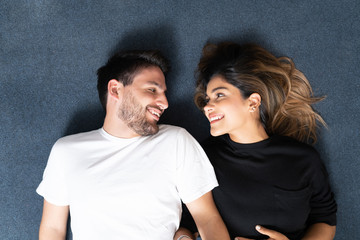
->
<box><xmin>117</xmin><ymin>66</ymin><xmax>168</xmax><ymax>136</ymax></box>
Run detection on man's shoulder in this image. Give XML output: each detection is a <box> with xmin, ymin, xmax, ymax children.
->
<box><xmin>156</xmin><ymin>124</ymin><xmax>195</xmax><ymax>140</ymax></box>
<box><xmin>158</xmin><ymin>124</ymin><xmax>187</xmax><ymax>134</ymax></box>
<box><xmin>55</xmin><ymin>129</ymin><xmax>101</xmax><ymax>146</ymax></box>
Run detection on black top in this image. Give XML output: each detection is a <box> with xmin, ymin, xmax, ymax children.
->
<box><xmin>181</xmin><ymin>135</ymin><xmax>337</xmax><ymax>240</ymax></box>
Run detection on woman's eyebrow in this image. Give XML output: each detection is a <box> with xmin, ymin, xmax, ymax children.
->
<box><xmin>210</xmin><ymin>86</ymin><xmax>228</xmax><ymax>93</ymax></box>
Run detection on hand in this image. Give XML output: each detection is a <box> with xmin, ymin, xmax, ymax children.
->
<box><xmin>173</xmin><ymin>227</ymin><xmax>196</xmax><ymax>240</ymax></box>
<box><xmin>234</xmin><ymin>237</ymin><xmax>254</xmax><ymax>240</ymax></box>
<box><xmin>177</xmin><ymin>232</ymin><xmax>198</xmax><ymax>240</ymax></box>
<box><xmin>235</xmin><ymin>225</ymin><xmax>289</xmax><ymax>240</ymax></box>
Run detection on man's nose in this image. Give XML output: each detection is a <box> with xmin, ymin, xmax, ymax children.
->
<box><xmin>156</xmin><ymin>93</ymin><xmax>168</xmax><ymax>110</ymax></box>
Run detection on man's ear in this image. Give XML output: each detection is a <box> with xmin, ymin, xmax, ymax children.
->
<box><xmin>107</xmin><ymin>79</ymin><xmax>124</xmax><ymax>101</ymax></box>
<box><xmin>248</xmin><ymin>93</ymin><xmax>262</xmax><ymax>112</ymax></box>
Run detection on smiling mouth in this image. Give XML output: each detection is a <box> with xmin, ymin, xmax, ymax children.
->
<box><xmin>147</xmin><ymin>107</ymin><xmax>162</xmax><ymax>121</ymax></box>
<box><xmin>209</xmin><ymin>115</ymin><xmax>224</xmax><ymax>123</ymax></box>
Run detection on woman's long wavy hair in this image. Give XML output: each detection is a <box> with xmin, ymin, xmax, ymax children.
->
<box><xmin>194</xmin><ymin>42</ymin><xmax>326</xmax><ymax>144</ymax></box>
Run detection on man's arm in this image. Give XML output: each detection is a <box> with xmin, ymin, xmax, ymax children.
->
<box><xmin>185</xmin><ymin>191</ymin><xmax>230</xmax><ymax>240</ymax></box>
<box><xmin>39</xmin><ymin>199</ymin><xmax>69</xmax><ymax>240</ymax></box>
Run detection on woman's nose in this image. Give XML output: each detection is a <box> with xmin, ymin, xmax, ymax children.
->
<box><xmin>203</xmin><ymin>101</ymin><xmax>214</xmax><ymax>113</ymax></box>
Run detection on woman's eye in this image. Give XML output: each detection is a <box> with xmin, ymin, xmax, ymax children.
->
<box><xmin>148</xmin><ymin>88</ymin><xmax>156</xmax><ymax>93</ymax></box>
<box><xmin>216</xmin><ymin>93</ymin><xmax>224</xmax><ymax>98</ymax></box>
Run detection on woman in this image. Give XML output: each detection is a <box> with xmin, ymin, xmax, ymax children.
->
<box><xmin>178</xmin><ymin>42</ymin><xmax>337</xmax><ymax>240</ymax></box>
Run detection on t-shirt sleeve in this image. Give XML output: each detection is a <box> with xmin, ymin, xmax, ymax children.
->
<box><xmin>175</xmin><ymin>128</ymin><xmax>218</xmax><ymax>203</ymax></box>
<box><xmin>36</xmin><ymin>140</ymin><xmax>70</xmax><ymax>206</ymax></box>
<box><xmin>307</xmin><ymin>151</ymin><xmax>337</xmax><ymax>226</ymax></box>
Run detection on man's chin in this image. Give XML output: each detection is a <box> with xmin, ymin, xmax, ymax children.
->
<box><xmin>147</xmin><ymin>123</ymin><xmax>159</xmax><ymax>135</ymax></box>
<box><xmin>135</xmin><ymin>122</ymin><xmax>159</xmax><ymax>136</ymax></box>
<box><xmin>146</xmin><ymin>118</ymin><xmax>160</xmax><ymax>134</ymax></box>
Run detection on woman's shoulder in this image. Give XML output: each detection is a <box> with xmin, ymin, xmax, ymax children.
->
<box><xmin>272</xmin><ymin>135</ymin><xmax>317</xmax><ymax>151</ymax></box>
<box><xmin>271</xmin><ymin>135</ymin><xmax>322</xmax><ymax>163</ymax></box>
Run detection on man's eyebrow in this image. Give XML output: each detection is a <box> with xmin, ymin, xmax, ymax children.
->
<box><xmin>146</xmin><ymin>81</ymin><xmax>167</xmax><ymax>91</ymax></box>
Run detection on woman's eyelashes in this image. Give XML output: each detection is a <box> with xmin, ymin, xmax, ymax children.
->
<box><xmin>215</xmin><ymin>92</ymin><xmax>225</xmax><ymax>99</ymax></box>
<box><xmin>205</xmin><ymin>92</ymin><xmax>225</xmax><ymax>104</ymax></box>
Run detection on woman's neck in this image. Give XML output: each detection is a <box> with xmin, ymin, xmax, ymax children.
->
<box><xmin>229</xmin><ymin>124</ymin><xmax>269</xmax><ymax>144</ymax></box>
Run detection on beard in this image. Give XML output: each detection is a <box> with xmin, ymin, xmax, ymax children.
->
<box><xmin>117</xmin><ymin>91</ymin><xmax>159</xmax><ymax>136</ymax></box>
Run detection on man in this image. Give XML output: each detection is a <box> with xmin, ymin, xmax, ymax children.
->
<box><xmin>37</xmin><ymin>50</ymin><xmax>230</xmax><ymax>240</ymax></box>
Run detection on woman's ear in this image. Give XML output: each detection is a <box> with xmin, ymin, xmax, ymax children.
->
<box><xmin>107</xmin><ymin>79</ymin><xmax>124</xmax><ymax>100</ymax></box>
<box><xmin>248</xmin><ymin>93</ymin><xmax>261</xmax><ymax>112</ymax></box>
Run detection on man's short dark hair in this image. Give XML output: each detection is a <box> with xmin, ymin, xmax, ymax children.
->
<box><xmin>97</xmin><ymin>50</ymin><xmax>169</xmax><ymax>110</ymax></box>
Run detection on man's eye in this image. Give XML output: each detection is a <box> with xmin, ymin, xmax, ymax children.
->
<box><xmin>216</xmin><ymin>93</ymin><xmax>224</xmax><ymax>98</ymax></box>
<box><xmin>148</xmin><ymin>88</ymin><xmax>156</xmax><ymax>93</ymax></box>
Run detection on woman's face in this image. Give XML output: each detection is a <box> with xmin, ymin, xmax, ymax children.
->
<box><xmin>203</xmin><ymin>76</ymin><xmax>254</xmax><ymax>138</ymax></box>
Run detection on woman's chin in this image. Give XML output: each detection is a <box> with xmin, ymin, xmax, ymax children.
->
<box><xmin>210</xmin><ymin>128</ymin><xmax>225</xmax><ymax>137</ymax></box>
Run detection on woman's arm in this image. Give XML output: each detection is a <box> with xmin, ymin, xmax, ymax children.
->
<box><xmin>301</xmin><ymin>223</ymin><xmax>336</xmax><ymax>240</ymax></box>
<box><xmin>236</xmin><ymin>223</ymin><xmax>336</xmax><ymax>240</ymax></box>
<box><xmin>236</xmin><ymin>225</ymin><xmax>289</xmax><ymax>240</ymax></box>
<box><xmin>235</xmin><ymin>223</ymin><xmax>335</xmax><ymax>240</ymax></box>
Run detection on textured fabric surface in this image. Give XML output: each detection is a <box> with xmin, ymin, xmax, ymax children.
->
<box><xmin>36</xmin><ymin>125</ymin><xmax>217</xmax><ymax>239</ymax></box>
<box><xmin>204</xmin><ymin>135</ymin><xmax>337</xmax><ymax>239</ymax></box>
<box><xmin>1</xmin><ymin>0</ymin><xmax>359</xmax><ymax>239</ymax></box>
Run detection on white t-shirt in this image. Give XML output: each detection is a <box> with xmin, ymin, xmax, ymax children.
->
<box><xmin>37</xmin><ymin>125</ymin><xmax>217</xmax><ymax>240</ymax></box>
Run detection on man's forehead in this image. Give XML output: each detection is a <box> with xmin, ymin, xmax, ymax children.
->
<box><xmin>144</xmin><ymin>80</ymin><xmax>164</xmax><ymax>87</ymax></box>
<box><xmin>132</xmin><ymin>66</ymin><xmax>166</xmax><ymax>88</ymax></box>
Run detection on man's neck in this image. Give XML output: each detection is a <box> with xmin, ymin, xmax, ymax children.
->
<box><xmin>102</xmin><ymin>115</ymin><xmax>140</xmax><ymax>139</ymax></box>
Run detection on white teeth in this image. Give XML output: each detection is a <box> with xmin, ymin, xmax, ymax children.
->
<box><xmin>150</xmin><ymin>110</ymin><xmax>160</xmax><ymax>117</ymax></box>
<box><xmin>210</xmin><ymin>116</ymin><xmax>223</xmax><ymax>122</ymax></box>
